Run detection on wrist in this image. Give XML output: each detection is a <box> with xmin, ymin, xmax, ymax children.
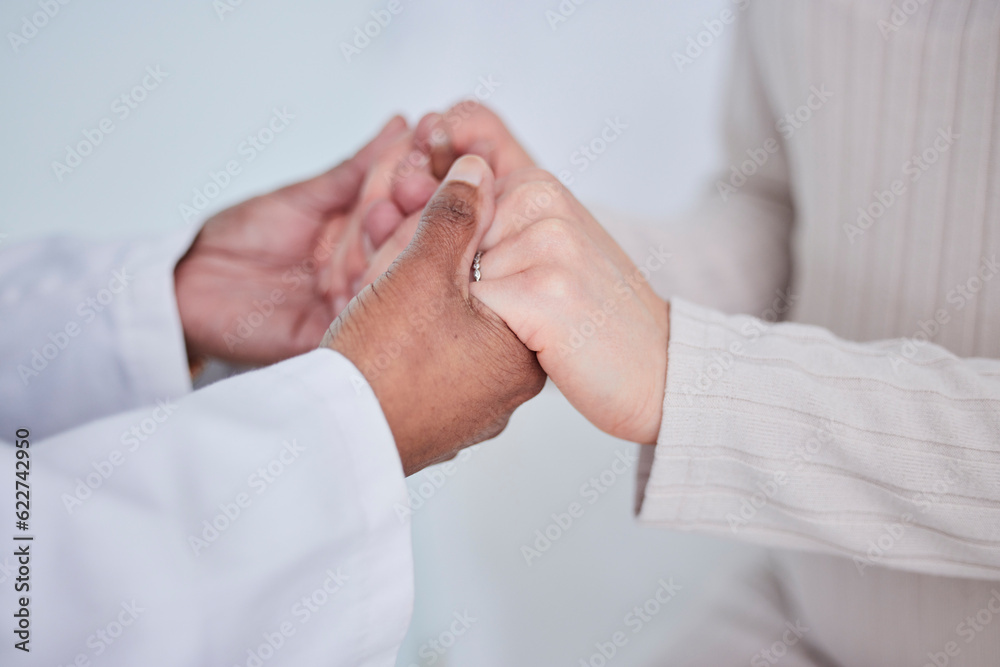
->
<box><xmin>640</xmin><ymin>299</ymin><xmax>669</xmax><ymax>445</ymax></box>
<box><xmin>173</xmin><ymin>248</ymin><xmax>208</xmax><ymax>367</ymax></box>
<box><xmin>320</xmin><ymin>304</ymin><xmax>419</xmax><ymax>474</ymax></box>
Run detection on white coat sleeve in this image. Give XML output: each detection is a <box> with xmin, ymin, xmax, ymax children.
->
<box><xmin>0</xmin><ymin>348</ymin><xmax>413</xmax><ymax>666</ymax></box>
<box><xmin>0</xmin><ymin>229</ymin><xmax>197</xmax><ymax>440</ymax></box>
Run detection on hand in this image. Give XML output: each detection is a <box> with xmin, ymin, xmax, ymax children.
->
<box><xmin>350</xmin><ymin>102</ymin><xmax>537</xmax><ymax>291</ymax></box>
<box><xmin>412</xmin><ymin>101</ymin><xmax>536</xmax><ymax>181</ymax></box>
<box><xmin>322</xmin><ymin>156</ymin><xmax>545</xmax><ymax>475</ymax></box>
<box><xmin>174</xmin><ymin>117</ymin><xmax>421</xmax><ymax>366</ymax></box>
<box><xmin>469</xmin><ymin>168</ymin><xmax>670</xmax><ymax>444</ymax></box>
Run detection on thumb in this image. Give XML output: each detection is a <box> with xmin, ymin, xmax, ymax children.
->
<box><xmin>402</xmin><ymin>155</ymin><xmax>495</xmax><ymax>293</ymax></box>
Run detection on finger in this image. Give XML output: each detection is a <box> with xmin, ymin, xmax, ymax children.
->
<box><xmin>400</xmin><ymin>155</ymin><xmax>496</xmax><ymax>294</ymax></box>
<box><xmin>391</xmin><ymin>169</ymin><xmax>440</xmax><ymax>215</ymax></box>
<box><xmin>481</xmin><ymin>172</ymin><xmax>574</xmax><ymax>250</ymax></box>
<box><xmin>415</xmin><ymin>102</ymin><xmax>534</xmax><ymax>179</ymax></box>
<box><xmin>361</xmin><ymin>198</ymin><xmax>406</xmax><ymax>249</ymax></box>
<box><xmin>414</xmin><ymin>112</ymin><xmax>456</xmax><ymax>179</ymax></box>
<box><xmin>323</xmin><ymin>130</ymin><xmax>419</xmax><ymax>296</ymax></box>
<box><xmin>474</xmin><ymin>221</ymin><xmax>551</xmax><ymax>282</ymax></box>
<box><xmin>280</xmin><ymin>115</ymin><xmax>408</xmax><ymax>214</ymax></box>
<box><xmin>352</xmin><ymin>114</ymin><xmax>410</xmax><ymax>172</ymax></box>
<box><xmin>475</xmin><ymin>215</ymin><xmax>598</xmax><ymax>297</ymax></box>
<box><xmin>469</xmin><ymin>268</ymin><xmax>558</xmax><ymax>354</ymax></box>
<box><xmin>356</xmin><ymin>212</ymin><xmax>421</xmax><ymax>291</ymax></box>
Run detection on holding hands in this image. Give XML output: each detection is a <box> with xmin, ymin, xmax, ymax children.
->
<box><xmin>175</xmin><ymin>102</ymin><xmax>669</xmax><ymax>474</ymax></box>
<box><xmin>386</xmin><ymin>103</ymin><xmax>671</xmax><ymax>445</ymax></box>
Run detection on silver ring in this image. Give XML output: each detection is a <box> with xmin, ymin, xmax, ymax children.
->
<box><xmin>472</xmin><ymin>251</ymin><xmax>482</xmax><ymax>282</ymax></box>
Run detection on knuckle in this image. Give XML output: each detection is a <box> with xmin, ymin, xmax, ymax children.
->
<box><xmin>506</xmin><ymin>179</ymin><xmax>563</xmax><ymax>219</ymax></box>
<box><xmin>530</xmin><ymin>218</ymin><xmax>583</xmax><ymax>258</ymax></box>
<box><xmin>425</xmin><ymin>185</ymin><xmax>478</xmax><ymax>229</ymax></box>
<box><xmin>518</xmin><ymin>167</ymin><xmax>557</xmax><ymax>184</ymax></box>
<box><xmin>532</xmin><ymin>265</ymin><xmax>577</xmax><ymax>302</ymax></box>
<box><xmin>533</xmin><ymin>217</ymin><xmax>573</xmax><ymax>241</ymax></box>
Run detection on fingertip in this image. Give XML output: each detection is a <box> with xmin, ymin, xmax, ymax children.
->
<box><xmin>414</xmin><ymin>112</ymin><xmax>455</xmax><ymax>179</ymax></box>
<box><xmin>414</xmin><ymin>112</ymin><xmax>445</xmax><ymax>151</ymax></box>
<box><xmin>382</xmin><ymin>114</ymin><xmax>409</xmax><ymax>136</ymax></box>
<box><xmin>353</xmin><ymin>115</ymin><xmax>411</xmax><ymax>174</ymax></box>
<box><xmin>443</xmin><ymin>154</ymin><xmax>491</xmax><ymax>188</ymax></box>
<box><xmin>392</xmin><ymin>170</ymin><xmax>440</xmax><ymax>215</ymax></box>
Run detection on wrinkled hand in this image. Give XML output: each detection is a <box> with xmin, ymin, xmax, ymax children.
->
<box><xmin>323</xmin><ymin>156</ymin><xmax>545</xmax><ymax>475</ymax></box>
<box><xmin>469</xmin><ymin>168</ymin><xmax>670</xmax><ymax>444</ymax></box>
<box><xmin>174</xmin><ymin>116</ymin><xmax>429</xmax><ymax>366</ymax></box>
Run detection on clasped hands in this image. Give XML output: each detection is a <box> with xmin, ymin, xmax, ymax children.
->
<box><xmin>175</xmin><ymin>104</ymin><xmax>669</xmax><ymax>475</ymax></box>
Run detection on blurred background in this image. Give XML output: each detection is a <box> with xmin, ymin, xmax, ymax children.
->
<box><xmin>0</xmin><ymin>1</ymin><xmax>765</xmax><ymax>664</ymax></box>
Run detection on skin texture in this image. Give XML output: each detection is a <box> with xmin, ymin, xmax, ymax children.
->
<box><xmin>471</xmin><ymin>169</ymin><xmax>669</xmax><ymax>444</ymax></box>
<box><xmin>404</xmin><ymin>106</ymin><xmax>671</xmax><ymax>444</ymax></box>
<box><xmin>323</xmin><ymin>156</ymin><xmax>546</xmax><ymax>476</ymax></box>
<box><xmin>174</xmin><ymin>116</ymin><xmax>427</xmax><ymax>366</ymax></box>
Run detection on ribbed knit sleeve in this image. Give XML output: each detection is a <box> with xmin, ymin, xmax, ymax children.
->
<box><xmin>638</xmin><ymin>298</ymin><xmax>1000</xmax><ymax>581</ymax></box>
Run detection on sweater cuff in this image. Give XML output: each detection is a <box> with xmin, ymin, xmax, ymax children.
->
<box><xmin>636</xmin><ymin>299</ymin><xmax>812</xmax><ymax>541</ymax></box>
<box><xmin>636</xmin><ymin>299</ymin><xmax>1000</xmax><ymax>580</ymax></box>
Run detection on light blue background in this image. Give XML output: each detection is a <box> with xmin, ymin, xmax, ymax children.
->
<box><xmin>0</xmin><ymin>1</ymin><xmax>763</xmax><ymax>664</ymax></box>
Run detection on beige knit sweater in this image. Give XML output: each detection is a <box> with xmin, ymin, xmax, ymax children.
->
<box><xmin>616</xmin><ymin>1</ymin><xmax>1000</xmax><ymax>664</ymax></box>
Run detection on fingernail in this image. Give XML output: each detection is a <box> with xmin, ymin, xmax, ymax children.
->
<box><xmin>445</xmin><ymin>155</ymin><xmax>485</xmax><ymax>187</ymax></box>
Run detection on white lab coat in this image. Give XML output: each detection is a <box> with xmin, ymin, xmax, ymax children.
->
<box><xmin>0</xmin><ymin>230</ymin><xmax>413</xmax><ymax>666</ymax></box>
